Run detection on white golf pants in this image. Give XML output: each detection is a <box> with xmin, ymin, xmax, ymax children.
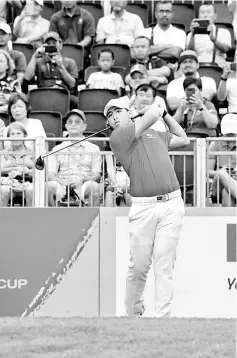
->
<box><xmin>125</xmin><ymin>190</ymin><xmax>185</xmax><ymax>317</ymax></box>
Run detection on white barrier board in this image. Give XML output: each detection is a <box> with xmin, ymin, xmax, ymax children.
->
<box><xmin>116</xmin><ymin>216</ymin><xmax>236</xmax><ymax>318</ymax></box>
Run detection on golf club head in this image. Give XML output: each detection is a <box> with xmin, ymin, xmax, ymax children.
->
<box><xmin>35</xmin><ymin>156</ymin><xmax>45</xmax><ymax>170</ymax></box>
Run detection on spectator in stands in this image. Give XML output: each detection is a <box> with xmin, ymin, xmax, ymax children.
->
<box><xmin>130</xmin><ymin>81</ymin><xmax>167</xmax><ymax>132</ymax></box>
<box><xmin>0</xmin><ymin>93</ymin><xmax>46</xmax><ymax>150</ymax></box>
<box><xmin>86</xmin><ymin>49</ymin><xmax>124</xmax><ymax>96</ymax></box>
<box><xmin>147</xmin><ymin>1</ymin><xmax>186</xmax><ymax>64</ymax></box>
<box><xmin>173</xmin><ymin>77</ymin><xmax>218</xmax><ymax>137</ymax></box>
<box><xmin>0</xmin><ymin>50</ymin><xmax>21</xmax><ymax>115</ymax></box>
<box><xmin>130</xmin><ymin>36</ymin><xmax>172</xmax><ymax>86</ymax></box>
<box><xmin>217</xmin><ymin>61</ymin><xmax>237</xmax><ymax>117</ymax></box>
<box><xmin>105</xmin><ymin>152</ymin><xmax>131</xmax><ymax>207</ymax></box>
<box><xmin>0</xmin><ymin>23</ymin><xmax>27</xmax><ymax>85</ymax></box>
<box><xmin>49</xmin><ymin>0</ymin><xmax>95</xmax><ymax>50</ymax></box>
<box><xmin>124</xmin><ymin>65</ymin><xmax>167</xmax><ymax>112</ymax></box>
<box><xmin>13</xmin><ymin>0</ymin><xmax>50</xmax><ymax>48</ymax></box>
<box><xmin>0</xmin><ymin>122</ymin><xmax>34</xmax><ymax>207</ymax></box>
<box><xmin>228</xmin><ymin>0</ymin><xmax>237</xmax><ymax>41</ymax></box>
<box><xmin>24</xmin><ymin>31</ymin><xmax>78</xmax><ymax>109</ymax></box>
<box><xmin>0</xmin><ymin>0</ymin><xmax>22</xmax><ymax>23</ymax></box>
<box><xmin>96</xmin><ymin>0</ymin><xmax>144</xmax><ymax>47</ymax></box>
<box><xmin>167</xmin><ymin>50</ymin><xmax>216</xmax><ymax>112</ymax></box>
<box><xmin>208</xmin><ymin>114</ymin><xmax>237</xmax><ymax>206</ymax></box>
<box><xmin>187</xmin><ymin>3</ymin><xmax>231</xmax><ymax>66</ymax></box>
<box><xmin>47</xmin><ymin>109</ymin><xmax>101</xmax><ymax>207</ymax></box>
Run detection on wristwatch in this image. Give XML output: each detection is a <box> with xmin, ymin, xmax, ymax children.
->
<box><xmin>221</xmin><ymin>76</ymin><xmax>228</xmax><ymax>81</ymax></box>
<box><xmin>199</xmin><ymin>106</ymin><xmax>205</xmax><ymax>112</ymax></box>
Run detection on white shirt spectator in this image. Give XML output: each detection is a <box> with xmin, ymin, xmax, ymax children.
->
<box><xmin>186</xmin><ymin>26</ymin><xmax>231</xmax><ymax>66</ymax></box>
<box><xmin>4</xmin><ymin>118</ymin><xmax>46</xmax><ymax>150</ymax></box>
<box><xmin>96</xmin><ymin>10</ymin><xmax>144</xmax><ymax>47</ymax></box>
<box><xmin>226</xmin><ymin>72</ymin><xmax>237</xmax><ymax>113</ymax></box>
<box><xmin>13</xmin><ymin>12</ymin><xmax>50</xmax><ymax>47</ymax></box>
<box><xmin>147</xmin><ymin>24</ymin><xmax>186</xmax><ymax>50</ymax></box>
<box><xmin>167</xmin><ymin>74</ymin><xmax>216</xmax><ymax>111</ymax></box>
<box><xmin>48</xmin><ymin>140</ymin><xmax>101</xmax><ymax>184</ymax></box>
<box><xmin>87</xmin><ymin>71</ymin><xmax>124</xmax><ymax>92</ymax></box>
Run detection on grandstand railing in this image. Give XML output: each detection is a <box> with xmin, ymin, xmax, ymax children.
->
<box><xmin>0</xmin><ymin>137</ymin><xmax>236</xmax><ymax>208</ymax></box>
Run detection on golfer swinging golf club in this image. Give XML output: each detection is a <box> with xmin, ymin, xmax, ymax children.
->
<box><xmin>104</xmin><ymin>98</ymin><xmax>190</xmax><ymax>317</ymax></box>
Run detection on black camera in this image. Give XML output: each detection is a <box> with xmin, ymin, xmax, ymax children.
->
<box><xmin>193</xmin><ymin>19</ymin><xmax>210</xmax><ymax>35</ymax></box>
<box><xmin>44</xmin><ymin>45</ymin><xmax>57</xmax><ymax>54</ymax></box>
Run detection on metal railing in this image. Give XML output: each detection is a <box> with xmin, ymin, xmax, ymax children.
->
<box><xmin>0</xmin><ymin>137</ymin><xmax>236</xmax><ymax>208</ymax></box>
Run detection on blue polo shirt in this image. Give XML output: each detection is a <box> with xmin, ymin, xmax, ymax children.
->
<box><xmin>110</xmin><ymin>122</ymin><xmax>180</xmax><ymax>197</ymax></box>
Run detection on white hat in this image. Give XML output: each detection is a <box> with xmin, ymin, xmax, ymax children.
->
<box><xmin>0</xmin><ymin>23</ymin><xmax>11</xmax><ymax>34</ymax></box>
<box><xmin>104</xmin><ymin>98</ymin><xmax>129</xmax><ymax>117</ymax></box>
<box><xmin>221</xmin><ymin>114</ymin><xmax>237</xmax><ymax>135</ymax></box>
<box><xmin>35</xmin><ymin>0</ymin><xmax>44</xmax><ymax>6</ymax></box>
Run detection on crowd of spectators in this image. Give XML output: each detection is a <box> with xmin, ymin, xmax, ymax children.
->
<box><xmin>0</xmin><ymin>0</ymin><xmax>236</xmax><ymax>208</ymax></box>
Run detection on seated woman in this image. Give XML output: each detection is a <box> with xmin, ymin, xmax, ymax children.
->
<box><xmin>0</xmin><ymin>92</ymin><xmax>46</xmax><ymax>150</ymax></box>
<box><xmin>0</xmin><ymin>50</ymin><xmax>21</xmax><ymax>115</ymax></box>
<box><xmin>0</xmin><ymin>122</ymin><xmax>34</xmax><ymax>207</ymax></box>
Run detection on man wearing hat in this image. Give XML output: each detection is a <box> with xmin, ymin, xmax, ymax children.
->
<box><xmin>47</xmin><ymin>109</ymin><xmax>102</xmax><ymax>207</ymax></box>
<box><xmin>167</xmin><ymin>50</ymin><xmax>216</xmax><ymax>112</ymax></box>
<box><xmin>0</xmin><ymin>23</ymin><xmax>26</xmax><ymax>85</ymax></box>
<box><xmin>25</xmin><ymin>31</ymin><xmax>78</xmax><ymax>108</ymax></box>
<box><xmin>13</xmin><ymin>0</ymin><xmax>50</xmax><ymax>48</ymax></box>
<box><xmin>104</xmin><ymin>98</ymin><xmax>189</xmax><ymax>317</ymax></box>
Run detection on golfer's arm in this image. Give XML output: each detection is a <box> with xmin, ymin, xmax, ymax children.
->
<box><xmin>48</xmin><ymin>172</ymin><xmax>59</xmax><ymax>181</ymax></box>
<box><xmin>163</xmin><ymin>113</ymin><xmax>190</xmax><ymax>148</ymax></box>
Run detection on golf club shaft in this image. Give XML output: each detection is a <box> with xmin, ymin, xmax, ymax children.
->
<box><xmin>42</xmin><ymin>126</ymin><xmax>111</xmax><ymax>159</ymax></box>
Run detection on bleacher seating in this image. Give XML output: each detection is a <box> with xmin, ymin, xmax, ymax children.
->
<box><xmin>78</xmin><ymin>89</ymin><xmax>119</xmax><ymax>112</ymax></box>
<box><xmin>197</xmin><ymin>64</ymin><xmax>223</xmax><ymax>87</ymax></box>
<box><xmin>29</xmin><ymin>88</ymin><xmax>70</xmax><ymax>117</ymax></box>
<box><xmin>12</xmin><ymin>43</ymin><xmax>34</xmax><ymax>64</ymax></box>
<box><xmin>61</xmin><ymin>44</ymin><xmax>84</xmax><ymax>72</ymax></box>
<box><xmin>84</xmin><ymin>111</ymin><xmax>108</xmax><ymax>132</ymax></box>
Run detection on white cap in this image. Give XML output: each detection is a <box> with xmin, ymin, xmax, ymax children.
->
<box><xmin>104</xmin><ymin>98</ymin><xmax>129</xmax><ymax>117</ymax></box>
<box><xmin>34</xmin><ymin>0</ymin><xmax>44</xmax><ymax>6</ymax></box>
<box><xmin>0</xmin><ymin>23</ymin><xmax>11</xmax><ymax>34</ymax></box>
<box><xmin>221</xmin><ymin>114</ymin><xmax>237</xmax><ymax>135</ymax></box>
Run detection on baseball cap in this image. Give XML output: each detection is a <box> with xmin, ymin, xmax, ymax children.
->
<box><xmin>179</xmin><ymin>50</ymin><xmax>198</xmax><ymax>64</ymax></box>
<box><xmin>43</xmin><ymin>31</ymin><xmax>60</xmax><ymax>43</ymax></box>
<box><xmin>0</xmin><ymin>23</ymin><xmax>11</xmax><ymax>34</ymax></box>
<box><xmin>135</xmin><ymin>79</ymin><xmax>158</xmax><ymax>92</ymax></box>
<box><xmin>221</xmin><ymin>114</ymin><xmax>237</xmax><ymax>135</ymax></box>
<box><xmin>64</xmin><ymin>109</ymin><xmax>86</xmax><ymax>123</ymax></box>
<box><xmin>104</xmin><ymin>98</ymin><xmax>129</xmax><ymax>117</ymax></box>
<box><xmin>34</xmin><ymin>0</ymin><xmax>44</xmax><ymax>6</ymax></box>
<box><xmin>130</xmin><ymin>64</ymin><xmax>148</xmax><ymax>76</ymax></box>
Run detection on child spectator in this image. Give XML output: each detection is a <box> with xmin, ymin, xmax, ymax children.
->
<box><xmin>86</xmin><ymin>49</ymin><xmax>124</xmax><ymax>95</ymax></box>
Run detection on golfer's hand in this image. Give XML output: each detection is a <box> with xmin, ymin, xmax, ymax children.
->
<box><xmin>138</xmin><ymin>103</ymin><xmax>164</xmax><ymax>118</ymax></box>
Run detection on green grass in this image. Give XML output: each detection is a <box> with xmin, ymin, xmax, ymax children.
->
<box><xmin>0</xmin><ymin>318</ymin><xmax>235</xmax><ymax>358</ymax></box>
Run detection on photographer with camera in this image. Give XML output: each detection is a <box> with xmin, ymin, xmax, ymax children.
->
<box><xmin>24</xmin><ymin>31</ymin><xmax>78</xmax><ymax>109</ymax></box>
<box><xmin>217</xmin><ymin>53</ymin><xmax>237</xmax><ymax>117</ymax></box>
<box><xmin>173</xmin><ymin>76</ymin><xmax>218</xmax><ymax>137</ymax></box>
<box><xmin>187</xmin><ymin>3</ymin><xmax>231</xmax><ymax>66</ymax></box>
